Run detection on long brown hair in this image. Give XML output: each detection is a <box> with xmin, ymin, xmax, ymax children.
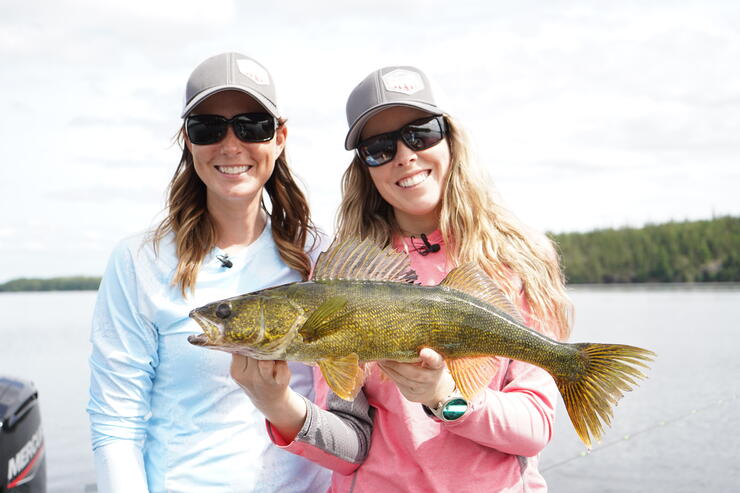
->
<box><xmin>336</xmin><ymin>115</ymin><xmax>572</xmax><ymax>341</ymax></box>
<box><xmin>151</xmin><ymin>120</ymin><xmax>317</xmax><ymax>297</ymax></box>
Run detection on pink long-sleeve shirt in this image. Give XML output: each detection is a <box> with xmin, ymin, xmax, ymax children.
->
<box><xmin>268</xmin><ymin>231</ymin><xmax>559</xmax><ymax>492</ymax></box>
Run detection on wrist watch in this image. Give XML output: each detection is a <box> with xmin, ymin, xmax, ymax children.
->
<box><xmin>422</xmin><ymin>389</ymin><xmax>469</xmax><ymax>422</ymax></box>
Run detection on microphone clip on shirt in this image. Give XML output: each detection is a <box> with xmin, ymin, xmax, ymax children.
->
<box><xmin>411</xmin><ymin>233</ymin><xmax>441</xmax><ymax>256</ymax></box>
<box><xmin>216</xmin><ymin>254</ymin><xmax>233</xmax><ymax>268</ymax></box>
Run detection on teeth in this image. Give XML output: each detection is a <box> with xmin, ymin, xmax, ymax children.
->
<box><xmin>217</xmin><ymin>165</ymin><xmax>249</xmax><ymax>175</ymax></box>
<box><xmin>397</xmin><ymin>170</ymin><xmax>430</xmax><ymax>188</ymax></box>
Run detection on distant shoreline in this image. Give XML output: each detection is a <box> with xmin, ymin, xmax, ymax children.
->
<box><xmin>1</xmin><ymin>279</ymin><xmax>739</xmax><ymax>294</ymax></box>
<box><xmin>567</xmin><ymin>281</ymin><xmax>740</xmax><ymax>291</ymax></box>
<box><xmin>0</xmin><ymin>277</ymin><xmax>101</xmax><ymax>292</ymax></box>
<box><xmin>3</xmin><ymin>215</ymin><xmax>738</xmax><ymax>292</ymax></box>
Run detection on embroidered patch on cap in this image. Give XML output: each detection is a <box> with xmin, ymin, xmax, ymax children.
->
<box><xmin>237</xmin><ymin>59</ymin><xmax>270</xmax><ymax>85</ymax></box>
<box><xmin>382</xmin><ymin>69</ymin><xmax>424</xmax><ymax>95</ymax></box>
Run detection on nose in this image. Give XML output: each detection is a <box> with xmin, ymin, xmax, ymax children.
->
<box><xmin>392</xmin><ymin>139</ymin><xmax>417</xmax><ymax>167</ymax></box>
<box><xmin>219</xmin><ymin>126</ymin><xmax>242</xmax><ymax>155</ymax></box>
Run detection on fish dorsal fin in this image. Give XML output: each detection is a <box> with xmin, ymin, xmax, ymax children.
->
<box><xmin>439</xmin><ymin>263</ymin><xmax>525</xmax><ymax>325</ymax></box>
<box><xmin>446</xmin><ymin>356</ymin><xmax>501</xmax><ymax>400</ymax></box>
<box><xmin>312</xmin><ymin>237</ymin><xmax>417</xmax><ymax>283</ymax></box>
<box><xmin>317</xmin><ymin>353</ymin><xmax>365</xmax><ymax>400</ymax></box>
<box><xmin>299</xmin><ymin>296</ymin><xmax>348</xmax><ymax>343</ymax></box>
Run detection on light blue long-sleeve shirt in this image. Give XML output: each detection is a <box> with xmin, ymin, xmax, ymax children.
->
<box><xmin>87</xmin><ymin>223</ymin><xmax>330</xmax><ymax>493</ymax></box>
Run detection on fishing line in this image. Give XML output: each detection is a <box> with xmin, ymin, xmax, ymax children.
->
<box><xmin>541</xmin><ymin>391</ymin><xmax>738</xmax><ymax>472</ymax></box>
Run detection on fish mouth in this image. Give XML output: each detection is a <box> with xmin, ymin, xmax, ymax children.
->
<box><xmin>187</xmin><ymin>333</ymin><xmax>209</xmax><ymax>346</ymax></box>
<box><xmin>186</xmin><ymin>319</ymin><xmax>267</xmax><ymax>358</ymax></box>
<box><xmin>189</xmin><ymin>308</ymin><xmax>217</xmax><ymax>328</ymax></box>
<box><xmin>188</xmin><ymin>308</ymin><xmax>223</xmax><ymax>346</ymax></box>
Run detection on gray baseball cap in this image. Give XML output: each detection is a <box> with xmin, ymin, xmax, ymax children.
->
<box><xmin>344</xmin><ymin>66</ymin><xmax>443</xmax><ymax>150</ymax></box>
<box><xmin>181</xmin><ymin>52</ymin><xmax>280</xmax><ymax>119</ymax></box>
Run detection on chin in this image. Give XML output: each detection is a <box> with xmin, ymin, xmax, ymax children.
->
<box><xmin>399</xmin><ymin>204</ymin><xmax>439</xmax><ymax>218</ymax></box>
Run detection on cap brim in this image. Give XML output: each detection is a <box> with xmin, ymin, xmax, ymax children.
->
<box><xmin>181</xmin><ymin>85</ymin><xmax>280</xmax><ymax>119</ymax></box>
<box><xmin>344</xmin><ymin>101</ymin><xmax>442</xmax><ymax>150</ymax></box>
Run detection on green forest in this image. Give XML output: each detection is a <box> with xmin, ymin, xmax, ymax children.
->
<box><xmin>550</xmin><ymin>216</ymin><xmax>740</xmax><ymax>283</ymax></box>
<box><xmin>0</xmin><ymin>276</ymin><xmax>101</xmax><ymax>292</ymax></box>
<box><xmin>0</xmin><ymin>217</ymin><xmax>737</xmax><ymax>291</ymax></box>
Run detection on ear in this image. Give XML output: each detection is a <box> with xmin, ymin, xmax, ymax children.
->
<box><xmin>275</xmin><ymin>124</ymin><xmax>287</xmax><ymax>155</ymax></box>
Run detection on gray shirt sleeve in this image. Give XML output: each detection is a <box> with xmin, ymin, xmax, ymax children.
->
<box><xmin>294</xmin><ymin>389</ymin><xmax>375</xmax><ymax>464</ymax></box>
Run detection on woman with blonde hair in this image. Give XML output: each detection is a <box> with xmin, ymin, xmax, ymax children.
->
<box><xmin>232</xmin><ymin>65</ymin><xmax>572</xmax><ymax>492</ymax></box>
<box><xmin>87</xmin><ymin>52</ymin><xmax>330</xmax><ymax>493</ymax></box>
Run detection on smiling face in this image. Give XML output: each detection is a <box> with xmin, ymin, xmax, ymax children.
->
<box><xmin>185</xmin><ymin>90</ymin><xmax>286</xmax><ymax>210</ymax></box>
<box><xmin>360</xmin><ymin>106</ymin><xmax>451</xmax><ymax>234</ymax></box>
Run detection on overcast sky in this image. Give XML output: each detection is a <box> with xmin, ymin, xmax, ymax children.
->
<box><xmin>1</xmin><ymin>0</ymin><xmax>738</xmax><ymax>282</ymax></box>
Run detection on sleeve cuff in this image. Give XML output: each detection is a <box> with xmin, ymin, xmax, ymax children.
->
<box><xmin>265</xmin><ymin>394</ymin><xmax>314</xmax><ymax>447</ymax></box>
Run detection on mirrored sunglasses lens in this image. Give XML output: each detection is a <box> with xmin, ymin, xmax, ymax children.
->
<box><xmin>360</xmin><ymin>137</ymin><xmax>396</xmax><ymax>166</ymax></box>
<box><xmin>402</xmin><ymin>119</ymin><xmax>443</xmax><ymax>150</ymax></box>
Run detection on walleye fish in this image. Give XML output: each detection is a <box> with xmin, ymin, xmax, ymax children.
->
<box><xmin>189</xmin><ymin>238</ymin><xmax>654</xmax><ymax>447</ymax></box>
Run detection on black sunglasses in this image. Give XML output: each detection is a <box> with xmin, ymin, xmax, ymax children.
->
<box><xmin>356</xmin><ymin>115</ymin><xmax>447</xmax><ymax>167</ymax></box>
<box><xmin>186</xmin><ymin>112</ymin><xmax>277</xmax><ymax>145</ymax></box>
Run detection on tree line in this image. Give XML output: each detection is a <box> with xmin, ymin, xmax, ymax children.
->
<box><xmin>0</xmin><ymin>217</ymin><xmax>737</xmax><ymax>291</ymax></box>
<box><xmin>550</xmin><ymin>216</ymin><xmax>740</xmax><ymax>283</ymax></box>
<box><xmin>0</xmin><ymin>276</ymin><xmax>101</xmax><ymax>292</ymax></box>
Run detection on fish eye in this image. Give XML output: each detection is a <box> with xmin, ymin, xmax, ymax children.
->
<box><xmin>215</xmin><ymin>303</ymin><xmax>232</xmax><ymax>319</ymax></box>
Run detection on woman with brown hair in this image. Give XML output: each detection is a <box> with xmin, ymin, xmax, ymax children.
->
<box><xmin>87</xmin><ymin>53</ymin><xmax>329</xmax><ymax>493</ymax></box>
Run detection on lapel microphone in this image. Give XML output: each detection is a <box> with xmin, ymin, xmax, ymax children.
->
<box><xmin>216</xmin><ymin>254</ymin><xmax>233</xmax><ymax>268</ymax></box>
<box><xmin>413</xmin><ymin>233</ymin><xmax>441</xmax><ymax>256</ymax></box>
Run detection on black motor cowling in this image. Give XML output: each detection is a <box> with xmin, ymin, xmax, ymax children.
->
<box><xmin>0</xmin><ymin>377</ymin><xmax>46</xmax><ymax>492</ymax></box>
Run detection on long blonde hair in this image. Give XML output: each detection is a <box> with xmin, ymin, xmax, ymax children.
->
<box><xmin>336</xmin><ymin>115</ymin><xmax>572</xmax><ymax>341</ymax></box>
<box><xmin>152</xmin><ymin>121</ymin><xmax>317</xmax><ymax>297</ymax></box>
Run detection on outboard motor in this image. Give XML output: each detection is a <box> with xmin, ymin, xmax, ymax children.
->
<box><xmin>0</xmin><ymin>377</ymin><xmax>46</xmax><ymax>492</ymax></box>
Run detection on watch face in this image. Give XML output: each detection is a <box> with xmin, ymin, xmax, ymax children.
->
<box><xmin>442</xmin><ymin>397</ymin><xmax>468</xmax><ymax>421</ymax></box>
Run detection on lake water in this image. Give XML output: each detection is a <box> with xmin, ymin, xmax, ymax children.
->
<box><xmin>0</xmin><ymin>286</ymin><xmax>738</xmax><ymax>492</ymax></box>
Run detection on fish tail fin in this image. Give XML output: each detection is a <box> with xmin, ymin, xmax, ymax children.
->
<box><xmin>554</xmin><ymin>343</ymin><xmax>655</xmax><ymax>448</ymax></box>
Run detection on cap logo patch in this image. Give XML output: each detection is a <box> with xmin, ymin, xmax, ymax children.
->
<box><xmin>382</xmin><ymin>69</ymin><xmax>424</xmax><ymax>95</ymax></box>
<box><xmin>237</xmin><ymin>59</ymin><xmax>270</xmax><ymax>85</ymax></box>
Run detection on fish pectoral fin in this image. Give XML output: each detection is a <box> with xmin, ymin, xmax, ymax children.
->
<box><xmin>318</xmin><ymin>354</ymin><xmax>365</xmax><ymax>401</ymax></box>
<box><xmin>299</xmin><ymin>296</ymin><xmax>348</xmax><ymax>343</ymax></box>
<box><xmin>446</xmin><ymin>356</ymin><xmax>501</xmax><ymax>400</ymax></box>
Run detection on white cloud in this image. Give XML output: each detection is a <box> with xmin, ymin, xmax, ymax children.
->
<box><xmin>1</xmin><ymin>0</ymin><xmax>739</xmax><ymax>281</ymax></box>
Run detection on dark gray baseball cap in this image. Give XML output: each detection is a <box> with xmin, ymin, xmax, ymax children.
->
<box><xmin>344</xmin><ymin>66</ymin><xmax>443</xmax><ymax>150</ymax></box>
<box><xmin>181</xmin><ymin>52</ymin><xmax>280</xmax><ymax>119</ymax></box>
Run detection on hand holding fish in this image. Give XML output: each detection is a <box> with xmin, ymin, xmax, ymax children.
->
<box><xmin>229</xmin><ymin>354</ymin><xmax>307</xmax><ymax>441</ymax></box>
<box><xmin>378</xmin><ymin>348</ymin><xmax>456</xmax><ymax>408</ymax></box>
